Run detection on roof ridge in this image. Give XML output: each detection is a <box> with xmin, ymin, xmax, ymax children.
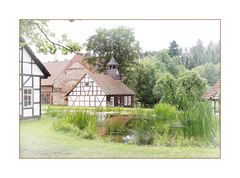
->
<box><xmin>51</xmin><ymin>54</ymin><xmax>94</xmax><ymax>84</ymax></box>
<box><xmin>20</xmin><ymin>37</ymin><xmax>50</xmax><ymax>78</ymax></box>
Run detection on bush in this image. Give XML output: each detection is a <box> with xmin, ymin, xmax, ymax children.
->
<box><xmin>82</xmin><ymin>117</ymin><xmax>97</xmax><ymax>139</ymax></box>
<box><xmin>104</xmin><ymin>116</ymin><xmax>129</xmax><ymax>136</ymax></box>
<box><xmin>54</xmin><ymin>111</ymin><xmax>97</xmax><ymax>139</ymax></box>
<box><xmin>154</xmin><ymin>103</ymin><xmax>181</xmax><ymax>133</ymax></box>
<box><xmin>46</xmin><ymin>105</ymin><xmax>58</xmax><ymax>117</ymax></box>
<box><xmin>175</xmin><ymin>71</ymin><xmax>207</xmax><ymax>110</ymax></box>
<box><xmin>153</xmin><ymin>103</ymin><xmax>184</xmax><ymax>145</ymax></box>
<box><xmin>133</xmin><ymin>117</ymin><xmax>156</xmax><ymax>145</ymax></box>
<box><xmin>154</xmin><ymin>103</ymin><xmax>178</xmax><ymax>121</ymax></box>
<box><xmin>180</xmin><ymin>102</ymin><xmax>218</xmax><ymax>143</ymax></box>
<box><xmin>130</xmin><ymin>109</ymin><xmax>156</xmax><ymax>145</ymax></box>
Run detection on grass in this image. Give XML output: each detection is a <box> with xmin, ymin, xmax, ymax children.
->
<box><xmin>42</xmin><ymin>104</ymin><xmax>152</xmax><ymax>115</ymax></box>
<box><xmin>20</xmin><ymin>116</ymin><xmax>220</xmax><ymax>158</ymax></box>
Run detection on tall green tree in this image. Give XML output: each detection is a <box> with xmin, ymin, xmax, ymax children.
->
<box><xmin>168</xmin><ymin>40</ymin><xmax>181</xmax><ymax>57</ymax></box>
<box><xmin>20</xmin><ymin>19</ymin><xmax>81</xmax><ymax>55</ymax></box>
<box><xmin>85</xmin><ymin>26</ymin><xmax>141</xmax><ymax>79</ymax></box>
<box><xmin>206</xmin><ymin>41</ymin><xmax>220</xmax><ymax>64</ymax></box>
<box><xmin>153</xmin><ymin>73</ymin><xmax>176</xmax><ymax>104</ymax></box>
<box><xmin>180</xmin><ymin>48</ymin><xmax>189</xmax><ymax>67</ymax></box>
<box><xmin>175</xmin><ymin>71</ymin><xmax>207</xmax><ymax>110</ymax></box>
<box><xmin>192</xmin><ymin>63</ymin><xmax>220</xmax><ymax>86</ymax></box>
<box><xmin>187</xmin><ymin>39</ymin><xmax>207</xmax><ymax>69</ymax></box>
<box><xmin>155</xmin><ymin>50</ymin><xmax>186</xmax><ymax>77</ymax></box>
<box><xmin>132</xmin><ymin>59</ymin><xmax>156</xmax><ymax>107</ymax></box>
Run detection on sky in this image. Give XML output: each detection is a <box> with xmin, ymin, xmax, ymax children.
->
<box><xmin>35</xmin><ymin>19</ymin><xmax>220</xmax><ymax>62</ymax></box>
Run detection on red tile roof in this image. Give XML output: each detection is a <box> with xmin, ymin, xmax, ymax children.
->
<box><xmin>41</xmin><ymin>54</ymin><xmax>96</xmax><ymax>85</ymax></box>
<box><xmin>89</xmin><ymin>73</ymin><xmax>135</xmax><ymax>95</ymax></box>
<box><xmin>203</xmin><ymin>80</ymin><xmax>221</xmax><ymax>100</ymax></box>
<box><xmin>67</xmin><ymin>73</ymin><xmax>135</xmax><ymax>96</ymax></box>
<box><xmin>41</xmin><ymin>60</ymin><xmax>69</xmax><ymax>85</ymax></box>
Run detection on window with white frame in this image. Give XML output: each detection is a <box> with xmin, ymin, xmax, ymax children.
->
<box><xmin>23</xmin><ymin>88</ymin><xmax>33</xmax><ymax>107</ymax></box>
<box><xmin>127</xmin><ymin>96</ymin><xmax>131</xmax><ymax>106</ymax></box>
<box><xmin>124</xmin><ymin>96</ymin><xmax>128</xmax><ymax>106</ymax></box>
<box><xmin>110</xmin><ymin>96</ymin><xmax>114</xmax><ymax>106</ymax></box>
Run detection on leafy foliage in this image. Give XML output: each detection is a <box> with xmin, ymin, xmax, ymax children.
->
<box><xmin>104</xmin><ymin>117</ymin><xmax>129</xmax><ymax>136</ymax></box>
<box><xmin>130</xmin><ymin>58</ymin><xmax>157</xmax><ymax>107</ymax></box>
<box><xmin>180</xmin><ymin>102</ymin><xmax>218</xmax><ymax>142</ymax></box>
<box><xmin>192</xmin><ymin>63</ymin><xmax>220</xmax><ymax>86</ymax></box>
<box><xmin>175</xmin><ymin>71</ymin><xmax>207</xmax><ymax>110</ymax></box>
<box><xmin>20</xmin><ymin>19</ymin><xmax>81</xmax><ymax>55</ymax></box>
<box><xmin>185</xmin><ymin>40</ymin><xmax>220</xmax><ymax>69</ymax></box>
<box><xmin>85</xmin><ymin>26</ymin><xmax>141</xmax><ymax>79</ymax></box>
<box><xmin>54</xmin><ymin>111</ymin><xmax>97</xmax><ymax>139</ymax></box>
<box><xmin>206</xmin><ymin>41</ymin><xmax>220</xmax><ymax>64</ymax></box>
<box><xmin>153</xmin><ymin>73</ymin><xmax>176</xmax><ymax>104</ymax></box>
<box><xmin>154</xmin><ymin>103</ymin><xmax>181</xmax><ymax>142</ymax></box>
<box><xmin>131</xmin><ymin>110</ymin><xmax>156</xmax><ymax>145</ymax></box>
<box><xmin>168</xmin><ymin>40</ymin><xmax>182</xmax><ymax>57</ymax></box>
<box><xmin>187</xmin><ymin>39</ymin><xmax>207</xmax><ymax>69</ymax></box>
<box><xmin>155</xmin><ymin>51</ymin><xmax>186</xmax><ymax>76</ymax></box>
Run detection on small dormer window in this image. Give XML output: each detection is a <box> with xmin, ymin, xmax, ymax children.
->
<box><xmin>112</xmin><ymin>65</ymin><xmax>116</xmax><ymax>69</ymax></box>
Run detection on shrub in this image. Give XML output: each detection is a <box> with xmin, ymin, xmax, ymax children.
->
<box><xmin>104</xmin><ymin>116</ymin><xmax>129</xmax><ymax>136</ymax></box>
<box><xmin>180</xmin><ymin>102</ymin><xmax>218</xmax><ymax>143</ymax></box>
<box><xmin>133</xmin><ymin>117</ymin><xmax>156</xmax><ymax>145</ymax></box>
<box><xmin>46</xmin><ymin>105</ymin><xmax>58</xmax><ymax>117</ymax></box>
<box><xmin>53</xmin><ymin>113</ymin><xmax>80</xmax><ymax>134</ymax></box>
<box><xmin>154</xmin><ymin>103</ymin><xmax>178</xmax><ymax>121</ymax></box>
<box><xmin>175</xmin><ymin>71</ymin><xmax>207</xmax><ymax>110</ymax></box>
<box><xmin>130</xmin><ymin>110</ymin><xmax>156</xmax><ymax>145</ymax></box>
<box><xmin>82</xmin><ymin>117</ymin><xmax>97</xmax><ymax>139</ymax></box>
<box><xmin>154</xmin><ymin>103</ymin><xmax>181</xmax><ymax>133</ymax></box>
<box><xmin>54</xmin><ymin>111</ymin><xmax>97</xmax><ymax>139</ymax></box>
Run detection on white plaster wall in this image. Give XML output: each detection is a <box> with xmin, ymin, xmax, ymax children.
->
<box><xmin>19</xmin><ymin>90</ymin><xmax>22</xmax><ymax>103</ymax></box>
<box><xmin>68</xmin><ymin>101</ymin><xmax>73</xmax><ymax>106</ymax></box>
<box><xmin>34</xmin><ymin>104</ymin><xmax>40</xmax><ymax>116</ymax></box>
<box><xmin>23</xmin><ymin>108</ymin><xmax>32</xmax><ymax>117</ymax></box>
<box><xmin>24</xmin><ymin>78</ymin><xmax>32</xmax><ymax>87</ymax></box>
<box><xmin>19</xmin><ymin>61</ymin><xmax>22</xmax><ymax>73</ymax></box>
<box><xmin>23</xmin><ymin>63</ymin><xmax>31</xmax><ymax>74</ymax></box>
<box><xmin>34</xmin><ymin>90</ymin><xmax>40</xmax><ymax>102</ymax></box>
<box><xmin>23</xmin><ymin>48</ymin><xmax>31</xmax><ymax>62</ymax></box>
<box><xmin>33</xmin><ymin>77</ymin><xmax>40</xmax><ymax>88</ymax></box>
<box><xmin>32</xmin><ymin>63</ymin><xmax>44</xmax><ymax>76</ymax></box>
<box><xmin>20</xmin><ymin>104</ymin><xmax>22</xmax><ymax>115</ymax></box>
<box><xmin>19</xmin><ymin>76</ymin><xmax>22</xmax><ymax>88</ymax></box>
<box><xmin>23</xmin><ymin>76</ymin><xmax>29</xmax><ymax>83</ymax></box>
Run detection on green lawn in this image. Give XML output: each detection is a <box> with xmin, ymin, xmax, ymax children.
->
<box><xmin>20</xmin><ymin>116</ymin><xmax>220</xmax><ymax>159</ymax></box>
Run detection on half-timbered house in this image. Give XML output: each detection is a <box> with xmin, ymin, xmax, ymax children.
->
<box><xmin>66</xmin><ymin>57</ymin><xmax>134</xmax><ymax>107</ymax></box>
<box><xmin>41</xmin><ymin>54</ymin><xmax>95</xmax><ymax>105</ymax></box>
<box><xmin>41</xmin><ymin>55</ymin><xmax>135</xmax><ymax>107</ymax></box>
<box><xmin>19</xmin><ymin>37</ymin><xmax>50</xmax><ymax>119</ymax></box>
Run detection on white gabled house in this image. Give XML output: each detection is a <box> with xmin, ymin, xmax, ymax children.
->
<box><xmin>19</xmin><ymin>37</ymin><xmax>50</xmax><ymax>119</ymax></box>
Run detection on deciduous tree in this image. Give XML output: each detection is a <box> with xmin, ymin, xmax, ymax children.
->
<box><xmin>153</xmin><ymin>73</ymin><xmax>176</xmax><ymax>104</ymax></box>
<box><xmin>20</xmin><ymin>19</ymin><xmax>81</xmax><ymax>55</ymax></box>
<box><xmin>175</xmin><ymin>71</ymin><xmax>207</xmax><ymax>110</ymax></box>
<box><xmin>85</xmin><ymin>26</ymin><xmax>141</xmax><ymax>78</ymax></box>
